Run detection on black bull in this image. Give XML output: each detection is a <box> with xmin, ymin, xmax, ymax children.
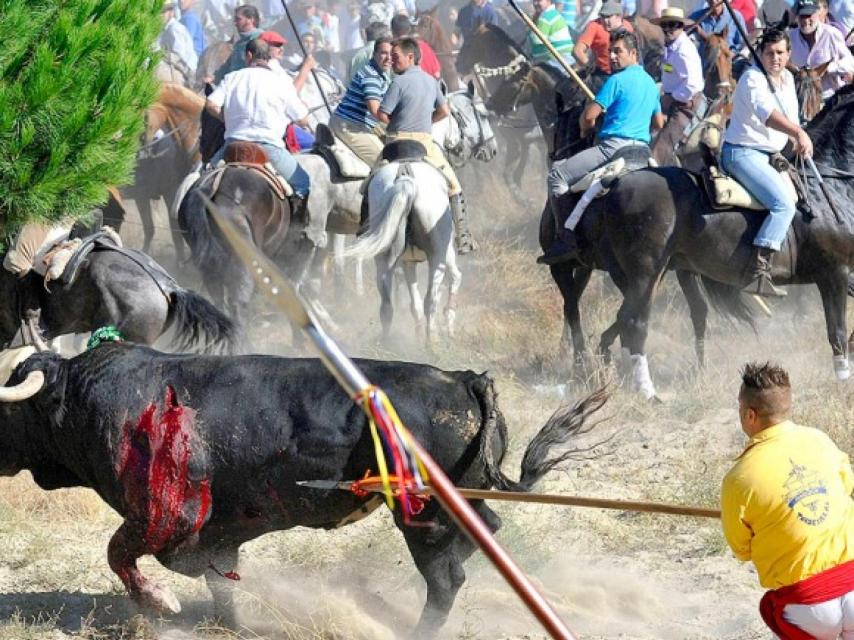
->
<box><xmin>0</xmin><ymin>344</ymin><xmax>605</xmax><ymax>636</ymax></box>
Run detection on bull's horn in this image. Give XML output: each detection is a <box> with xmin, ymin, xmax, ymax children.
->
<box><xmin>0</xmin><ymin>371</ymin><xmax>45</xmax><ymax>402</ymax></box>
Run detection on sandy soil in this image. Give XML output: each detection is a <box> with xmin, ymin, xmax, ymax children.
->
<box><xmin>2</xmin><ymin>159</ymin><xmax>850</xmax><ymax>640</ymax></box>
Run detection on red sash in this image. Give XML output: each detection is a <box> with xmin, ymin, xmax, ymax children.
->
<box><xmin>759</xmin><ymin>559</ymin><xmax>854</xmax><ymax>639</ymax></box>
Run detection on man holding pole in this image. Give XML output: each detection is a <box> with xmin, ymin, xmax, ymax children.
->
<box><xmin>722</xmin><ymin>361</ymin><xmax>854</xmax><ymax>639</ymax></box>
<box><xmin>540</xmin><ymin>30</ymin><xmax>664</xmax><ymax>265</ymax></box>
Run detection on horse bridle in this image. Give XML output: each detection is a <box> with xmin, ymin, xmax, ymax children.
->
<box><xmin>445</xmin><ymin>91</ymin><xmax>495</xmax><ymax>166</ymax></box>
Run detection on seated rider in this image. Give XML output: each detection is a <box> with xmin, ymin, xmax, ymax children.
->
<box><xmin>206</xmin><ymin>37</ymin><xmax>312</xmax><ymax>217</ymax></box>
<box><xmin>377</xmin><ymin>37</ymin><xmax>475</xmax><ymax>255</ymax></box>
<box><xmin>720</xmin><ymin>28</ymin><xmax>813</xmax><ymax>298</ymax></box>
<box><xmin>329</xmin><ymin>36</ymin><xmax>393</xmax><ymax>165</ymax></box>
<box><xmin>650</xmin><ymin>7</ymin><xmax>705</xmax><ymax>166</ymax></box>
<box><xmin>540</xmin><ymin>30</ymin><xmax>665</xmax><ymax>266</ymax></box>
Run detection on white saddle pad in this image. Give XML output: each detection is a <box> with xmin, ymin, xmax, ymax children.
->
<box><xmin>571</xmin><ymin>158</ymin><xmax>626</xmax><ymax>193</ymax></box>
<box><xmin>328</xmin><ymin>141</ymin><xmax>371</xmax><ymax>179</ymax></box>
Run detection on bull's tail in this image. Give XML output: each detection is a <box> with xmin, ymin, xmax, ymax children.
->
<box><xmin>700</xmin><ymin>275</ymin><xmax>756</xmax><ymax>329</ymax></box>
<box><xmin>341</xmin><ymin>175</ymin><xmax>415</xmax><ymax>261</ymax></box>
<box><xmin>478</xmin><ymin>383</ymin><xmax>609</xmax><ymax>493</ymax></box>
<box><xmin>169</xmin><ymin>288</ymin><xmax>236</xmax><ymax>353</ymax></box>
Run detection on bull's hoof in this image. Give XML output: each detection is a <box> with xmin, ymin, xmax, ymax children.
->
<box><xmin>135</xmin><ymin>582</ymin><xmax>182</xmax><ymax>616</ymax></box>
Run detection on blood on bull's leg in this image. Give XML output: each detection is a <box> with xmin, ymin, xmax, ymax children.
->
<box><xmin>110</xmin><ymin>385</ymin><xmax>212</xmax><ymax>615</ymax></box>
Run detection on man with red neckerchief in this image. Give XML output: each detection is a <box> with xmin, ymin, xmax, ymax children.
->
<box><xmin>722</xmin><ymin>362</ymin><xmax>854</xmax><ymax>639</ymax></box>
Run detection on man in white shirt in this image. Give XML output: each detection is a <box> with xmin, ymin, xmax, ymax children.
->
<box><xmin>206</xmin><ymin>37</ymin><xmax>312</xmax><ymax>210</ymax></box>
<box><xmin>790</xmin><ymin>0</ymin><xmax>854</xmax><ymax>100</ymax></box>
<box><xmin>651</xmin><ymin>7</ymin><xmax>705</xmax><ymax>165</ymax></box>
<box><xmin>158</xmin><ymin>2</ymin><xmax>199</xmax><ymax>76</ymax></box>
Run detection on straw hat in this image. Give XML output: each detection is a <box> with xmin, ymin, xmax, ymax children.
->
<box><xmin>651</xmin><ymin>7</ymin><xmax>695</xmax><ymax>26</ymax></box>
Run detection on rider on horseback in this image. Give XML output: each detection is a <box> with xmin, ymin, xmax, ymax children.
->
<box><xmin>378</xmin><ymin>37</ymin><xmax>476</xmax><ymax>254</ymax></box>
<box><xmin>789</xmin><ymin>0</ymin><xmax>854</xmax><ymax>102</ymax></box>
<box><xmin>650</xmin><ymin>7</ymin><xmax>705</xmax><ymax>165</ymax></box>
<box><xmin>720</xmin><ymin>28</ymin><xmax>813</xmax><ymax>298</ymax></box>
<box><xmin>540</xmin><ymin>30</ymin><xmax>664</xmax><ymax>265</ymax></box>
<box><xmin>206</xmin><ymin>37</ymin><xmax>312</xmax><ymax>216</ymax></box>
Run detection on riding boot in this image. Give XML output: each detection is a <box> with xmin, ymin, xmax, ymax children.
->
<box><xmin>449</xmin><ymin>193</ymin><xmax>476</xmax><ymax>254</ymax></box>
<box><xmin>743</xmin><ymin>246</ymin><xmax>787</xmax><ymax>298</ymax></box>
<box><xmin>537</xmin><ymin>230</ymin><xmax>580</xmax><ymax>266</ymax></box>
<box><xmin>289</xmin><ymin>193</ymin><xmax>309</xmax><ymax>224</ymax></box>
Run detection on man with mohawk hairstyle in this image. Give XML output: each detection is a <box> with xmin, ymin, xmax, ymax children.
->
<box><xmin>722</xmin><ymin>361</ymin><xmax>854</xmax><ymax>639</ymax></box>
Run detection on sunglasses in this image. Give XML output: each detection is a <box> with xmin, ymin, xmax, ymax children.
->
<box><xmin>660</xmin><ymin>21</ymin><xmax>683</xmax><ymax>30</ymax></box>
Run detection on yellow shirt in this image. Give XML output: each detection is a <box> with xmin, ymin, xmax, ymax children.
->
<box><xmin>721</xmin><ymin>420</ymin><xmax>854</xmax><ymax>589</ymax></box>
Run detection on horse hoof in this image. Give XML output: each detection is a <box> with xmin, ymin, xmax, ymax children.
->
<box><xmin>649</xmin><ymin>394</ymin><xmax>664</xmax><ymax>405</ymax></box>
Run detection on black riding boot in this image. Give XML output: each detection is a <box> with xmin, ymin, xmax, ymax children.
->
<box><xmin>450</xmin><ymin>193</ymin><xmax>476</xmax><ymax>254</ymax></box>
<box><xmin>743</xmin><ymin>246</ymin><xmax>787</xmax><ymax>298</ymax></box>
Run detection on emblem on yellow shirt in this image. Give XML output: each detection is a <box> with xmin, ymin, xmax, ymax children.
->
<box><xmin>783</xmin><ymin>460</ymin><xmax>830</xmax><ymax>526</ymax></box>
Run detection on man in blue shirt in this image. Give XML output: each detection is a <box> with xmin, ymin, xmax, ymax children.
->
<box><xmin>455</xmin><ymin>0</ymin><xmax>500</xmax><ymax>42</ymax></box>
<box><xmin>179</xmin><ymin>0</ymin><xmax>206</xmax><ymax>58</ymax></box>
<box><xmin>330</xmin><ymin>36</ymin><xmax>393</xmax><ymax>164</ymax></box>
<box><xmin>690</xmin><ymin>0</ymin><xmax>748</xmax><ymax>58</ymax></box>
<box><xmin>540</xmin><ymin>30</ymin><xmax>664</xmax><ymax>265</ymax></box>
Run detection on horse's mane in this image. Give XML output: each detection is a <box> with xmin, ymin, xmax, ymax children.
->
<box><xmin>480</xmin><ymin>22</ymin><xmax>526</xmax><ymax>56</ymax></box>
<box><xmin>806</xmin><ymin>83</ymin><xmax>854</xmax><ymax>153</ymax></box>
<box><xmin>157</xmin><ymin>82</ymin><xmax>205</xmax><ymax>115</ymax></box>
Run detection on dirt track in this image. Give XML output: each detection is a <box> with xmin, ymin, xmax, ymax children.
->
<box><xmin>2</xmin><ymin>161</ymin><xmax>852</xmax><ymax>639</ymax></box>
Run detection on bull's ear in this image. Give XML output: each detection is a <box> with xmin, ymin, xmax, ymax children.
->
<box><xmin>467</xmin><ymin>78</ymin><xmax>476</xmax><ymax>97</ymax></box>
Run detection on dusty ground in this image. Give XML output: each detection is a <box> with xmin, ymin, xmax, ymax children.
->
<box><xmin>2</xmin><ymin>158</ymin><xmax>853</xmax><ymax>640</ymax></box>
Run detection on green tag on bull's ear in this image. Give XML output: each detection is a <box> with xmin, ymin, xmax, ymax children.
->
<box><xmin>87</xmin><ymin>326</ymin><xmax>125</xmax><ymax>350</ymax></box>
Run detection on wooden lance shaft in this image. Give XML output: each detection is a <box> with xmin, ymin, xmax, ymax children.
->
<box><xmin>279</xmin><ymin>0</ymin><xmax>333</xmax><ymax>118</ymax></box>
<box><xmin>507</xmin><ymin>0</ymin><xmax>596</xmax><ymax>101</ymax></box>
<box><xmin>204</xmin><ymin>197</ymin><xmax>579</xmax><ymax>640</ymax></box>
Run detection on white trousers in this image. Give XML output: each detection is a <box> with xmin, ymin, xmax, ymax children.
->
<box><xmin>777</xmin><ymin>591</ymin><xmax>854</xmax><ymax>639</ymax></box>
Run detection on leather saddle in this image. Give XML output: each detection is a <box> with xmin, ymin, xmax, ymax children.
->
<box><xmin>381</xmin><ymin>139</ymin><xmax>428</xmax><ymax>164</ymax></box>
<box><xmin>311</xmin><ymin>123</ymin><xmax>371</xmax><ymax>180</ymax></box>
<box><xmin>571</xmin><ymin>144</ymin><xmax>653</xmax><ymax>194</ymax></box>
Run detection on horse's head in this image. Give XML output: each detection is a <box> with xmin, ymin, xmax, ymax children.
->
<box><xmin>795</xmin><ymin>61</ymin><xmax>831</xmax><ymax>124</ymax></box>
<box><xmin>456</xmin><ymin>23</ymin><xmax>524</xmax><ymax>77</ymax></box>
<box><xmin>442</xmin><ymin>80</ymin><xmax>498</xmax><ymax>165</ymax></box>
<box><xmin>485</xmin><ymin>60</ymin><xmax>537</xmax><ymax>116</ymax></box>
<box><xmin>702</xmin><ymin>29</ymin><xmax>734</xmax><ymax>101</ymax></box>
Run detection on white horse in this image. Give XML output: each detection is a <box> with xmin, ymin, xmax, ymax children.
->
<box><xmin>342</xmin><ymin>161</ymin><xmax>459</xmax><ymax>345</ymax></box>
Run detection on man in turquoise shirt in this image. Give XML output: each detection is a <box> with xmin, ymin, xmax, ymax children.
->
<box><xmin>540</xmin><ymin>30</ymin><xmax>664</xmax><ymax>265</ymax></box>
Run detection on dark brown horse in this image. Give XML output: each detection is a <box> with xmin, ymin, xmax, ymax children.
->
<box><xmin>418</xmin><ymin>9</ymin><xmax>461</xmax><ymax>91</ymax></box>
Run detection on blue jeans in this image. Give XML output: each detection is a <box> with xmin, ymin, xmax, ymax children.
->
<box><xmin>720</xmin><ymin>142</ymin><xmax>795</xmax><ymax>251</ymax></box>
<box><xmin>211</xmin><ymin>138</ymin><xmax>310</xmax><ymax>197</ymax></box>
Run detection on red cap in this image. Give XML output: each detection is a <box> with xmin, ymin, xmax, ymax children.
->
<box><xmin>259</xmin><ymin>30</ymin><xmax>287</xmax><ymax>46</ymax></box>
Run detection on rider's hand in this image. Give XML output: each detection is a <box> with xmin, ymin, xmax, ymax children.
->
<box><xmin>302</xmin><ymin>54</ymin><xmax>317</xmax><ymax>72</ymax></box>
<box><xmin>794</xmin><ymin>128</ymin><xmax>814</xmax><ymax>158</ymax></box>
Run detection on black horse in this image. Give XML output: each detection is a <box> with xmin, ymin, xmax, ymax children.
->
<box><xmin>568</xmin><ymin>84</ymin><xmax>854</xmax><ymax>395</ymax></box>
<box><xmin>0</xmin><ymin>245</ymin><xmax>235</xmax><ymax>353</ymax></box>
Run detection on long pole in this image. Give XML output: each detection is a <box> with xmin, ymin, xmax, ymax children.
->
<box><xmin>301</xmin><ymin>480</ymin><xmax>722</xmax><ymax>518</ymax></box>
<box><xmin>506</xmin><ymin>0</ymin><xmax>596</xmax><ymax>101</ymax></box>
<box><xmin>720</xmin><ymin>0</ymin><xmax>844</xmax><ymax>224</ymax></box>
<box><xmin>203</xmin><ymin>195</ymin><xmax>578</xmax><ymax>640</ymax></box>
<box><xmin>280</xmin><ymin>0</ymin><xmax>333</xmax><ymax>117</ymax></box>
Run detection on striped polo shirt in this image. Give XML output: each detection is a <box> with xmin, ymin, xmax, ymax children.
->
<box><xmin>334</xmin><ymin>58</ymin><xmax>390</xmax><ymax>129</ymax></box>
<box><xmin>529</xmin><ymin>6</ymin><xmax>574</xmax><ymax>64</ymax></box>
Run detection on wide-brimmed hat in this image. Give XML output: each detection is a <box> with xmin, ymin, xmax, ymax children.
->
<box><xmin>796</xmin><ymin>0</ymin><xmax>819</xmax><ymax>15</ymax></box>
<box><xmin>259</xmin><ymin>30</ymin><xmax>287</xmax><ymax>46</ymax></box>
<box><xmin>599</xmin><ymin>0</ymin><xmax>623</xmax><ymax>17</ymax></box>
<box><xmin>651</xmin><ymin>7</ymin><xmax>695</xmax><ymax>26</ymax></box>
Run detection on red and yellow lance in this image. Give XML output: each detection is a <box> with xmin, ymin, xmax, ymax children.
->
<box><xmin>202</xmin><ymin>195</ymin><xmax>580</xmax><ymax>640</ymax></box>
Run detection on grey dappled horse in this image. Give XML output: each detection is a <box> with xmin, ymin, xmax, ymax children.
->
<box><xmin>0</xmin><ymin>247</ymin><xmax>235</xmax><ymax>353</ymax></box>
<box><xmin>342</xmin><ymin>161</ymin><xmax>459</xmax><ymax>345</ymax></box>
<box><xmin>568</xmin><ymin>85</ymin><xmax>854</xmax><ymax>397</ymax></box>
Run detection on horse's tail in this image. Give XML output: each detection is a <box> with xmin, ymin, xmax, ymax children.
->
<box><xmin>178</xmin><ymin>178</ymin><xmax>231</xmax><ymax>273</ymax></box>
<box><xmin>169</xmin><ymin>288</ymin><xmax>237</xmax><ymax>354</ymax></box>
<box><xmin>341</xmin><ymin>174</ymin><xmax>416</xmax><ymax>261</ymax></box>
<box><xmin>478</xmin><ymin>377</ymin><xmax>609</xmax><ymax>492</ymax></box>
<box><xmin>700</xmin><ymin>275</ymin><xmax>756</xmax><ymax>329</ymax></box>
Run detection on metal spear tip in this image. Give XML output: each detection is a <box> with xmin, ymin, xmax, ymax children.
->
<box><xmin>295</xmin><ymin>479</ymin><xmax>342</xmax><ymax>490</ymax></box>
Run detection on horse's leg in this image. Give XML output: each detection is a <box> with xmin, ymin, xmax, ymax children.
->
<box><xmin>816</xmin><ymin>266</ymin><xmax>850</xmax><ymax>380</ymax></box>
<box><xmin>444</xmin><ymin>247</ymin><xmax>463</xmax><ymax>338</ymax></box>
<box><xmin>138</xmin><ymin>198</ymin><xmax>155</xmax><ymax>255</ymax></box>
<box><xmin>403</xmin><ymin>261</ymin><xmax>425</xmax><ymax>331</ymax></box>
<box><xmin>331</xmin><ymin>233</ymin><xmax>346</xmax><ymax>297</ymax></box>
<box><xmin>676</xmin><ymin>270</ymin><xmax>709</xmax><ymax>368</ymax></box>
<box><xmin>551</xmin><ymin>264</ymin><xmax>592</xmax><ymax>366</ymax></box>
<box><xmin>424</xmin><ymin>254</ymin><xmax>448</xmax><ymax>349</ymax></box>
<box><xmin>617</xmin><ymin>268</ymin><xmax>665</xmax><ymax>401</ymax></box>
<box><xmin>375</xmin><ymin>255</ymin><xmax>394</xmax><ymax>341</ymax></box>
